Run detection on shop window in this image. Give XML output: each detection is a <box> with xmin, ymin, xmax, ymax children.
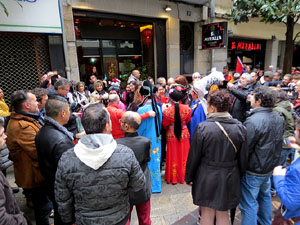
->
<box><xmin>74</xmin><ymin>15</ymin><xmax>155</xmax><ymax>82</ymax></box>
<box><xmin>102</xmin><ymin>40</ymin><xmax>118</xmax><ymax>80</ymax></box>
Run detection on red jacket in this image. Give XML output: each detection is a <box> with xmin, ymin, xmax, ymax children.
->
<box><xmin>107</xmin><ymin>104</ymin><xmax>125</xmax><ymax>139</ymax></box>
<box><xmin>107</xmin><ymin>104</ymin><xmax>152</xmax><ymax>140</ymax></box>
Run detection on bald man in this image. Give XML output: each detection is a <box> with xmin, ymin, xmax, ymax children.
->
<box><xmin>127</xmin><ymin>70</ymin><xmax>141</xmax><ymax>84</ymax></box>
<box><xmin>107</xmin><ymin>94</ymin><xmax>155</xmax><ymax>139</ymax></box>
<box><xmin>117</xmin><ymin>112</ymin><xmax>152</xmax><ymax>225</ymax></box>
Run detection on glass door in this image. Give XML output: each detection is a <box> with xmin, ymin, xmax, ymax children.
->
<box><xmin>101</xmin><ymin>40</ymin><xmax>118</xmax><ymax>80</ymax></box>
<box><xmin>76</xmin><ymin>39</ymin><xmax>102</xmax><ymax>82</ymax></box>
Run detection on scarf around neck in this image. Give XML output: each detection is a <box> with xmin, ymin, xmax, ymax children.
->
<box><xmin>207</xmin><ymin>112</ymin><xmax>232</xmax><ymax>119</ymax></box>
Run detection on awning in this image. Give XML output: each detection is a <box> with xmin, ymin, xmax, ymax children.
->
<box><xmin>172</xmin><ymin>0</ymin><xmax>210</xmax><ymax>5</ymax></box>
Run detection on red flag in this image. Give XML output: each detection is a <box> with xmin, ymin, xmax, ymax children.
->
<box><xmin>235</xmin><ymin>56</ymin><xmax>244</xmax><ymax>75</ymax></box>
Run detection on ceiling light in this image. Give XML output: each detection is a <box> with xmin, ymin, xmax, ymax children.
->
<box><xmin>164</xmin><ymin>5</ymin><xmax>172</xmax><ymax>12</ymax></box>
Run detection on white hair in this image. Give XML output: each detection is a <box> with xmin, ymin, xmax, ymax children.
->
<box><xmin>192</xmin><ymin>72</ymin><xmax>201</xmax><ymax>80</ymax></box>
<box><xmin>108</xmin><ymin>94</ymin><xmax>119</xmax><ymax>103</ymax></box>
<box><xmin>241</xmin><ymin>73</ymin><xmax>252</xmax><ymax>82</ymax></box>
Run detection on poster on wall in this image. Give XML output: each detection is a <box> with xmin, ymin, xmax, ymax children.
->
<box><xmin>0</xmin><ymin>0</ymin><xmax>62</xmax><ymax>33</ymax></box>
<box><xmin>103</xmin><ymin>58</ymin><xmax>118</xmax><ymax>80</ymax></box>
<box><xmin>202</xmin><ymin>22</ymin><xmax>227</xmax><ymax>50</ymax></box>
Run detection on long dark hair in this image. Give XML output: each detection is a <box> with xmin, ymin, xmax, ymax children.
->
<box><xmin>139</xmin><ymin>80</ymin><xmax>161</xmax><ymax>139</ymax></box>
<box><xmin>169</xmin><ymin>85</ymin><xmax>185</xmax><ymax>141</ymax></box>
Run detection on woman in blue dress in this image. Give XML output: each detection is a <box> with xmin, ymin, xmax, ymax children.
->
<box><xmin>137</xmin><ymin>80</ymin><xmax>162</xmax><ymax>193</ymax></box>
<box><xmin>188</xmin><ymin>80</ymin><xmax>207</xmax><ymax>141</ymax></box>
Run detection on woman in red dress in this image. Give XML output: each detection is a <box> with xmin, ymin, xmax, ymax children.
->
<box><xmin>163</xmin><ymin>84</ymin><xmax>191</xmax><ymax>184</ymax></box>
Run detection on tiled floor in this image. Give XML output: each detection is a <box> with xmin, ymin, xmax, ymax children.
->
<box><xmin>7</xmin><ymin>167</ymin><xmax>280</xmax><ymax>225</ymax></box>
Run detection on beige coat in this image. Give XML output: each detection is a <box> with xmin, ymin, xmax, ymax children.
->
<box><xmin>6</xmin><ymin>113</ymin><xmax>44</xmax><ymax>188</ymax></box>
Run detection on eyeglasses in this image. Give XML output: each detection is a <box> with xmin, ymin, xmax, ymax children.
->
<box><xmin>119</xmin><ymin>119</ymin><xmax>126</xmax><ymax>124</ymax></box>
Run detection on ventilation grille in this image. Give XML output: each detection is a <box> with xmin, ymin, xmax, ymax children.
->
<box><xmin>0</xmin><ymin>33</ymin><xmax>50</xmax><ymax>105</ymax></box>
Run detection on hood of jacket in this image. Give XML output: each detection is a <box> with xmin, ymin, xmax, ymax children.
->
<box><xmin>275</xmin><ymin>100</ymin><xmax>292</xmax><ymax>112</ymax></box>
<box><xmin>74</xmin><ymin>133</ymin><xmax>117</xmax><ymax>170</ymax></box>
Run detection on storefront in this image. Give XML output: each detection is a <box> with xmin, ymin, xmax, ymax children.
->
<box><xmin>73</xmin><ymin>10</ymin><xmax>167</xmax><ymax>83</ymax></box>
<box><xmin>0</xmin><ymin>0</ymin><xmax>64</xmax><ymax>104</ymax></box>
<box><xmin>227</xmin><ymin>37</ymin><xmax>266</xmax><ymax>71</ymax></box>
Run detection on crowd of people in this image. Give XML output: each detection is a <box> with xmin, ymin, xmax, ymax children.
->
<box><xmin>0</xmin><ymin>65</ymin><xmax>299</xmax><ymax>225</ymax></box>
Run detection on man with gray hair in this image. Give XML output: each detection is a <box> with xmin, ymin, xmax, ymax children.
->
<box><xmin>157</xmin><ymin>77</ymin><xmax>167</xmax><ymax>86</ymax></box>
<box><xmin>127</xmin><ymin>70</ymin><xmax>141</xmax><ymax>85</ymax></box>
<box><xmin>227</xmin><ymin>73</ymin><xmax>253</xmax><ymax>122</ymax></box>
<box><xmin>35</xmin><ymin>96</ymin><xmax>75</xmax><ymax>225</ymax></box>
<box><xmin>55</xmin><ymin>103</ymin><xmax>145</xmax><ymax>225</ymax></box>
<box><xmin>117</xmin><ymin>111</ymin><xmax>152</xmax><ymax>225</ymax></box>
<box><xmin>49</xmin><ymin>77</ymin><xmax>78</xmax><ymax>138</ymax></box>
<box><xmin>49</xmin><ymin>78</ymin><xmax>70</xmax><ymax>99</ymax></box>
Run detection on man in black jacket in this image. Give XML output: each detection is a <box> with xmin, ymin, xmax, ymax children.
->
<box><xmin>49</xmin><ymin>78</ymin><xmax>79</xmax><ymax>138</ymax></box>
<box><xmin>227</xmin><ymin>73</ymin><xmax>252</xmax><ymax>122</ymax></box>
<box><xmin>35</xmin><ymin>96</ymin><xmax>75</xmax><ymax>225</ymax></box>
<box><xmin>117</xmin><ymin>111</ymin><xmax>152</xmax><ymax>225</ymax></box>
<box><xmin>55</xmin><ymin>103</ymin><xmax>145</xmax><ymax>225</ymax></box>
<box><xmin>239</xmin><ymin>86</ymin><xmax>285</xmax><ymax>225</ymax></box>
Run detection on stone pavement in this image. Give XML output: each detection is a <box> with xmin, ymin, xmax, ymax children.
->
<box><xmin>7</xmin><ymin>166</ymin><xmax>280</xmax><ymax>225</ymax></box>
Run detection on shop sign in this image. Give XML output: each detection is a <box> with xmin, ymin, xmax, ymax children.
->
<box><xmin>230</xmin><ymin>41</ymin><xmax>261</xmax><ymax>51</ymax></box>
<box><xmin>202</xmin><ymin>22</ymin><xmax>227</xmax><ymax>49</ymax></box>
<box><xmin>0</xmin><ymin>0</ymin><xmax>62</xmax><ymax>33</ymax></box>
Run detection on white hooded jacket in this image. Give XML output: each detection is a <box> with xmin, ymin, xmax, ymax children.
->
<box><xmin>74</xmin><ymin>133</ymin><xmax>117</xmax><ymax>170</ymax></box>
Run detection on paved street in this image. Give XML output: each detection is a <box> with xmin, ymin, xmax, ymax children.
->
<box><xmin>7</xmin><ymin>166</ymin><xmax>280</xmax><ymax>225</ymax></box>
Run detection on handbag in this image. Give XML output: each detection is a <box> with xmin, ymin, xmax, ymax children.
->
<box><xmin>214</xmin><ymin>121</ymin><xmax>237</xmax><ymax>153</ymax></box>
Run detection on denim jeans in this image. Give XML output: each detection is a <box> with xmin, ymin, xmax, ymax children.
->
<box><xmin>239</xmin><ymin>173</ymin><xmax>272</xmax><ymax>225</ymax></box>
<box><xmin>279</xmin><ymin>149</ymin><xmax>292</xmax><ymax>166</ymax></box>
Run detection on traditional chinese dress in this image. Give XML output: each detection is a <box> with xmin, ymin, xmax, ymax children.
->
<box><xmin>138</xmin><ymin>100</ymin><xmax>162</xmax><ymax>193</ymax></box>
<box><xmin>188</xmin><ymin>99</ymin><xmax>207</xmax><ymax>141</ymax></box>
<box><xmin>163</xmin><ymin>103</ymin><xmax>191</xmax><ymax>184</ymax></box>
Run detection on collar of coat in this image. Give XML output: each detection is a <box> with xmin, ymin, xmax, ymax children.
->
<box><xmin>206</xmin><ymin>117</ymin><xmax>240</xmax><ymax>124</ymax></box>
<box><xmin>44</xmin><ymin>116</ymin><xmax>74</xmax><ymax>141</ymax></box>
<box><xmin>11</xmin><ymin>111</ymin><xmax>43</xmax><ymax>127</ymax></box>
<box><xmin>124</xmin><ymin>132</ymin><xmax>139</xmax><ymax>137</ymax></box>
<box><xmin>248</xmin><ymin>107</ymin><xmax>272</xmax><ymax>116</ymax></box>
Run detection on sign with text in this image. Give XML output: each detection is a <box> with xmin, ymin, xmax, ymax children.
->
<box><xmin>229</xmin><ymin>41</ymin><xmax>262</xmax><ymax>51</ymax></box>
<box><xmin>202</xmin><ymin>22</ymin><xmax>227</xmax><ymax>49</ymax></box>
<box><xmin>0</xmin><ymin>0</ymin><xmax>62</xmax><ymax>33</ymax></box>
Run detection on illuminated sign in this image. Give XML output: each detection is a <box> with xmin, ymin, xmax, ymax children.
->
<box><xmin>0</xmin><ymin>0</ymin><xmax>61</xmax><ymax>33</ymax></box>
<box><xmin>230</xmin><ymin>41</ymin><xmax>261</xmax><ymax>50</ymax></box>
<box><xmin>202</xmin><ymin>22</ymin><xmax>227</xmax><ymax>49</ymax></box>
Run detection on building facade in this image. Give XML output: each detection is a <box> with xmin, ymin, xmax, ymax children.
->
<box><xmin>62</xmin><ymin>0</ymin><xmax>300</xmax><ymax>82</ymax></box>
<box><xmin>1</xmin><ymin>0</ymin><xmax>300</xmax><ymax>95</ymax></box>
<box><xmin>0</xmin><ymin>0</ymin><xmax>65</xmax><ymax>104</ymax></box>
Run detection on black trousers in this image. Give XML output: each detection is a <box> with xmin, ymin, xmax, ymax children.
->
<box><xmin>47</xmin><ymin>186</ymin><xmax>74</xmax><ymax>225</ymax></box>
<box><xmin>25</xmin><ymin>186</ymin><xmax>51</xmax><ymax>225</ymax></box>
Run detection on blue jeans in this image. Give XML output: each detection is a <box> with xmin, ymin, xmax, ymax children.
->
<box><xmin>279</xmin><ymin>149</ymin><xmax>292</xmax><ymax>167</ymax></box>
<box><xmin>271</xmin><ymin>149</ymin><xmax>292</xmax><ymax>195</ymax></box>
<box><xmin>239</xmin><ymin>173</ymin><xmax>272</xmax><ymax>225</ymax></box>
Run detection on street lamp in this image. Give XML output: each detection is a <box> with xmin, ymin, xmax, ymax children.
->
<box><xmin>164</xmin><ymin>5</ymin><xmax>172</xmax><ymax>12</ymax></box>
